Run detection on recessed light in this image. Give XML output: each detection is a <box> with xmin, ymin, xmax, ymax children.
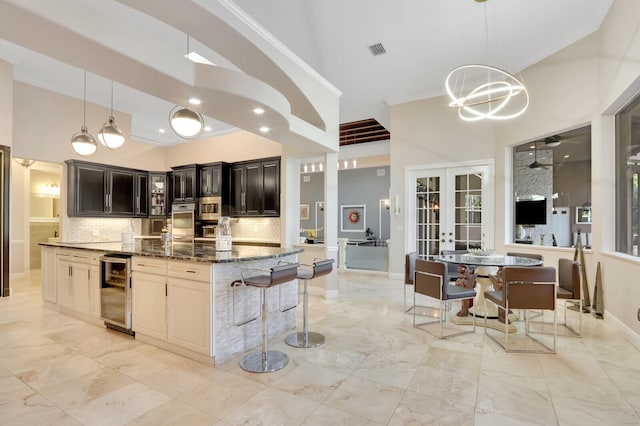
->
<box><xmin>159</xmin><ymin>128</ymin><xmax>165</xmax><ymax>133</ymax></box>
<box><xmin>564</xmin><ymin>154</ymin><xmax>570</xmax><ymax>158</ymax></box>
<box><xmin>188</xmin><ymin>97</ymin><xmax>201</xmax><ymax>105</ymax></box>
<box><xmin>259</xmin><ymin>126</ymin><xmax>270</xmax><ymax>133</ymax></box>
<box><xmin>204</xmin><ymin>126</ymin><xmax>212</xmax><ymax>132</ymax></box>
<box><xmin>253</xmin><ymin>107</ymin><xmax>265</xmax><ymax>115</ymax></box>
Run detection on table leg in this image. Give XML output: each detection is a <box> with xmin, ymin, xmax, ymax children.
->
<box><xmin>469</xmin><ymin>266</ymin><xmax>498</xmax><ymax>318</ymax></box>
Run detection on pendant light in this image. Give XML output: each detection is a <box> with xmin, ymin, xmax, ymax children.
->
<box><xmin>71</xmin><ymin>71</ymin><xmax>97</xmax><ymax>157</ymax></box>
<box><xmin>98</xmin><ymin>80</ymin><xmax>125</xmax><ymax>150</ymax></box>
<box><xmin>169</xmin><ymin>105</ymin><xmax>204</xmax><ymax>139</ymax></box>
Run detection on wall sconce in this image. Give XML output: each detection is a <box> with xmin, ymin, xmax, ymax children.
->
<box><xmin>384</xmin><ymin>199</ymin><xmax>390</xmax><ymax>210</ymax></box>
<box><xmin>394</xmin><ymin>194</ymin><xmax>401</xmax><ymax>216</ymax></box>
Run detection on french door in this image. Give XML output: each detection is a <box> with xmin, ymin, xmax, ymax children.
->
<box><xmin>408</xmin><ymin>163</ymin><xmax>493</xmax><ymax>259</ymax></box>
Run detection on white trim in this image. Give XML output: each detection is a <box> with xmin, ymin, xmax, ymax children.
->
<box><xmin>605</xmin><ymin>310</ymin><xmax>640</xmax><ymax>351</ymax></box>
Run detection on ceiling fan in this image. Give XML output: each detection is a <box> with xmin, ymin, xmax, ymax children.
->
<box><xmin>528</xmin><ymin>141</ymin><xmax>552</xmax><ymax>170</ymax></box>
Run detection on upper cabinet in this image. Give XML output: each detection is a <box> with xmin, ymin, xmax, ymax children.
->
<box><xmin>199</xmin><ymin>163</ymin><xmax>226</xmax><ymax>197</ymax></box>
<box><xmin>230</xmin><ymin>157</ymin><xmax>280</xmax><ymax>217</ymax></box>
<box><xmin>149</xmin><ymin>172</ymin><xmax>168</xmax><ymax>217</ymax></box>
<box><xmin>171</xmin><ymin>165</ymin><xmax>199</xmax><ymax>203</ymax></box>
<box><xmin>66</xmin><ymin>160</ymin><xmax>145</xmax><ymax>218</ymax></box>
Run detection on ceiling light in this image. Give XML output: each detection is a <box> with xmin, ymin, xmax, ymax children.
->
<box><xmin>185</xmin><ymin>51</ymin><xmax>216</xmax><ymax>66</ymax></box>
<box><xmin>352</xmin><ymin>159</ymin><xmax>357</xmax><ymax>168</ymax></box>
<box><xmin>14</xmin><ymin>158</ymin><xmax>35</xmax><ymax>168</ymax></box>
<box><xmin>545</xmin><ymin>136</ymin><xmax>562</xmax><ymax>147</ymax></box>
<box><xmin>98</xmin><ymin>80</ymin><xmax>125</xmax><ymax>150</ymax></box>
<box><xmin>204</xmin><ymin>126</ymin><xmax>212</xmax><ymax>132</ymax></box>
<box><xmin>445</xmin><ymin>0</ymin><xmax>529</xmax><ymax>121</ymax></box>
<box><xmin>564</xmin><ymin>154</ymin><xmax>570</xmax><ymax>158</ymax></box>
<box><xmin>169</xmin><ymin>106</ymin><xmax>204</xmax><ymax>139</ymax></box>
<box><xmin>259</xmin><ymin>126</ymin><xmax>270</xmax><ymax>133</ymax></box>
<box><xmin>71</xmin><ymin>71</ymin><xmax>97</xmax><ymax>157</ymax></box>
<box><xmin>188</xmin><ymin>97</ymin><xmax>201</xmax><ymax>105</ymax></box>
<box><xmin>253</xmin><ymin>107</ymin><xmax>265</xmax><ymax>115</ymax></box>
<box><xmin>159</xmin><ymin>128</ymin><xmax>165</xmax><ymax>133</ymax></box>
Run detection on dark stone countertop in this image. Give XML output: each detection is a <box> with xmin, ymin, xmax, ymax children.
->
<box><xmin>39</xmin><ymin>240</ymin><xmax>303</xmax><ymax>263</ymax></box>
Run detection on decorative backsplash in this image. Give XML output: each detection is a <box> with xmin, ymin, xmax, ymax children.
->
<box><xmin>66</xmin><ymin>217</ymin><xmax>141</xmax><ymax>242</ymax></box>
<box><xmin>230</xmin><ymin>217</ymin><xmax>280</xmax><ymax>242</ymax></box>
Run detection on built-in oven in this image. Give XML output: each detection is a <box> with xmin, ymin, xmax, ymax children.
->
<box><xmin>171</xmin><ymin>202</ymin><xmax>196</xmax><ymax>241</ymax></box>
<box><xmin>100</xmin><ymin>254</ymin><xmax>133</xmax><ymax>334</ymax></box>
<box><xmin>198</xmin><ymin>196</ymin><xmax>221</xmax><ymax>221</ymax></box>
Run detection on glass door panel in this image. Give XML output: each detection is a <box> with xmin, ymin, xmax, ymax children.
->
<box><xmin>415</xmin><ymin>176</ymin><xmax>441</xmax><ymax>259</ymax></box>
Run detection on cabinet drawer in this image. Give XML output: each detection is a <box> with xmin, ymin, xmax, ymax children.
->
<box><xmin>132</xmin><ymin>257</ymin><xmax>167</xmax><ymax>275</ymax></box>
<box><xmin>58</xmin><ymin>249</ymin><xmax>92</xmax><ymax>264</ymax></box>
<box><xmin>167</xmin><ymin>261</ymin><xmax>211</xmax><ymax>282</ymax></box>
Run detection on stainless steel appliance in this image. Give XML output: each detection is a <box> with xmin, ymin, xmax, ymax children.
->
<box><xmin>141</xmin><ymin>217</ymin><xmax>165</xmax><ymax>236</ymax></box>
<box><xmin>202</xmin><ymin>224</ymin><xmax>216</xmax><ymax>238</ymax></box>
<box><xmin>198</xmin><ymin>196</ymin><xmax>221</xmax><ymax>221</ymax></box>
<box><xmin>100</xmin><ymin>254</ymin><xmax>133</xmax><ymax>334</ymax></box>
<box><xmin>171</xmin><ymin>202</ymin><xmax>196</xmax><ymax>241</ymax></box>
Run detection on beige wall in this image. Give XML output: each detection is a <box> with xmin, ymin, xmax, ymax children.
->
<box><xmin>390</xmin><ymin>0</ymin><xmax>640</xmax><ymax>343</ymax></box>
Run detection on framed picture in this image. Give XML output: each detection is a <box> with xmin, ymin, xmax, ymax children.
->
<box><xmin>341</xmin><ymin>204</ymin><xmax>366</xmax><ymax>232</ymax></box>
<box><xmin>300</xmin><ymin>204</ymin><xmax>310</xmax><ymax>221</ymax></box>
<box><xmin>576</xmin><ymin>206</ymin><xmax>591</xmax><ymax>224</ymax></box>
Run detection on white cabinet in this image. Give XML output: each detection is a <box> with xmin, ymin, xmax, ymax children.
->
<box><xmin>41</xmin><ymin>246</ymin><xmax>57</xmax><ymax>303</ymax></box>
<box><xmin>55</xmin><ymin>249</ymin><xmax>102</xmax><ymax>317</ymax></box>
<box><xmin>132</xmin><ymin>270</ymin><xmax>167</xmax><ymax>341</ymax></box>
<box><xmin>131</xmin><ymin>257</ymin><xmax>212</xmax><ymax>356</ymax></box>
<box><xmin>167</xmin><ymin>276</ymin><xmax>211</xmax><ymax>355</ymax></box>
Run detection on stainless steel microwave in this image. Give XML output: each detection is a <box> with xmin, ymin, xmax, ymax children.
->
<box><xmin>198</xmin><ymin>196</ymin><xmax>221</xmax><ymax>221</ymax></box>
<box><xmin>141</xmin><ymin>217</ymin><xmax>165</xmax><ymax>236</ymax></box>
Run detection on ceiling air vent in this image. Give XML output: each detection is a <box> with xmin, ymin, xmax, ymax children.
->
<box><xmin>368</xmin><ymin>43</ymin><xmax>386</xmax><ymax>56</ymax></box>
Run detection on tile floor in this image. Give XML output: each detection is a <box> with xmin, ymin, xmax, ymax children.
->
<box><xmin>1</xmin><ymin>271</ymin><xmax>640</xmax><ymax>425</ymax></box>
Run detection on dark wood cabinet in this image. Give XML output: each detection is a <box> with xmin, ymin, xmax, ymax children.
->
<box><xmin>135</xmin><ymin>172</ymin><xmax>148</xmax><ymax>217</ymax></box>
<box><xmin>171</xmin><ymin>165</ymin><xmax>198</xmax><ymax>203</ymax></box>
<box><xmin>230</xmin><ymin>157</ymin><xmax>280</xmax><ymax>217</ymax></box>
<box><xmin>199</xmin><ymin>163</ymin><xmax>224</xmax><ymax>197</ymax></box>
<box><xmin>67</xmin><ymin>160</ymin><xmax>146</xmax><ymax>218</ymax></box>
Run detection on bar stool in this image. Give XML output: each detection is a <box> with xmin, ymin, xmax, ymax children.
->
<box><xmin>285</xmin><ymin>258</ymin><xmax>334</xmax><ymax>348</ymax></box>
<box><xmin>231</xmin><ymin>262</ymin><xmax>298</xmax><ymax>373</ymax></box>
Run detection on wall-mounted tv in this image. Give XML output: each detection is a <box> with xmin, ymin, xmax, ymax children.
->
<box><xmin>515</xmin><ymin>199</ymin><xmax>547</xmax><ymax>225</ymax></box>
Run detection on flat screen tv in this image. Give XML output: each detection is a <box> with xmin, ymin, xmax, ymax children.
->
<box><xmin>515</xmin><ymin>199</ymin><xmax>547</xmax><ymax>225</ymax></box>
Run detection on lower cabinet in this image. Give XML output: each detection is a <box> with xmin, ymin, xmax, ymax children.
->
<box><xmin>131</xmin><ymin>257</ymin><xmax>212</xmax><ymax>356</ymax></box>
<box><xmin>54</xmin><ymin>249</ymin><xmax>102</xmax><ymax>318</ymax></box>
<box><xmin>41</xmin><ymin>246</ymin><xmax>57</xmax><ymax>303</ymax></box>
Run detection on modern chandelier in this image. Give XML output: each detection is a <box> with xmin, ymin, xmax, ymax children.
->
<box><xmin>98</xmin><ymin>80</ymin><xmax>125</xmax><ymax>150</ymax></box>
<box><xmin>445</xmin><ymin>0</ymin><xmax>529</xmax><ymax>121</ymax></box>
<box><xmin>70</xmin><ymin>71</ymin><xmax>97</xmax><ymax>157</ymax></box>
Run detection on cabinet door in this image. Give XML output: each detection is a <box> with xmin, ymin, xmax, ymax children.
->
<box><xmin>230</xmin><ymin>165</ymin><xmax>244</xmax><ymax>216</ymax></box>
<box><xmin>149</xmin><ymin>173</ymin><xmax>167</xmax><ymax>216</ymax></box>
<box><xmin>183</xmin><ymin>168</ymin><xmax>196</xmax><ymax>201</ymax></box>
<box><xmin>74</xmin><ymin>164</ymin><xmax>107</xmax><ymax>216</ymax></box>
<box><xmin>173</xmin><ymin>170</ymin><xmax>185</xmax><ymax>202</ymax></box>
<box><xmin>135</xmin><ymin>172</ymin><xmax>148</xmax><ymax>217</ymax></box>
<box><xmin>72</xmin><ymin>262</ymin><xmax>91</xmax><ymax>315</ymax></box>
<box><xmin>167</xmin><ymin>278</ymin><xmax>211</xmax><ymax>355</ymax></box>
<box><xmin>109</xmin><ymin>169</ymin><xmax>135</xmax><ymax>216</ymax></box>
<box><xmin>132</xmin><ymin>272</ymin><xmax>167</xmax><ymax>341</ymax></box>
<box><xmin>261</xmin><ymin>160</ymin><xmax>280</xmax><ymax>216</ymax></box>
<box><xmin>57</xmin><ymin>259</ymin><xmax>74</xmax><ymax>309</ymax></box>
<box><xmin>210</xmin><ymin>165</ymin><xmax>221</xmax><ymax>196</ymax></box>
<box><xmin>41</xmin><ymin>247</ymin><xmax>57</xmax><ymax>303</ymax></box>
<box><xmin>200</xmin><ymin>166</ymin><xmax>213</xmax><ymax>196</ymax></box>
<box><xmin>244</xmin><ymin>162</ymin><xmax>261</xmax><ymax>215</ymax></box>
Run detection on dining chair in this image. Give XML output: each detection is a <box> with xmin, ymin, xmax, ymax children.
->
<box><xmin>484</xmin><ymin>266</ymin><xmax>557</xmax><ymax>353</ymax></box>
<box><xmin>413</xmin><ymin>259</ymin><xmax>476</xmax><ymax>339</ymax></box>
<box><xmin>404</xmin><ymin>252</ymin><xmax>418</xmax><ymax>313</ymax></box>
<box><xmin>489</xmin><ymin>252</ymin><xmax>545</xmax><ymax>319</ymax></box>
<box><xmin>440</xmin><ymin>249</ymin><xmax>470</xmax><ymax>282</ymax></box>
<box><xmin>556</xmin><ymin>258</ymin><xmax>582</xmax><ymax>337</ymax></box>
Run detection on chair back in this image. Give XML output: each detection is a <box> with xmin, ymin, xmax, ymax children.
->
<box><xmin>269</xmin><ymin>263</ymin><xmax>299</xmax><ymax>286</ymax></box>
<box><xmin>440</xmin><ymin>249</ymin><xmax>469</xmax><ymax>276</ymax></box>
<box><xmin>558</xmin><ymin>258</ymin><xmax>580</xmax><ymax>297</ymax></box>
<box><xmin>311</xmin><ymin>259</ymin><xmax>334</xmax><ymax>278</ymax></box>
<box><xmin>506</xmin><ymin>252</ymin><xmax>544</xmax><ymax>262</ymax></box>
<box><xmin>502</xmin><ymin>266</ymin><xmax>556</xmax><ymax>310</ymax></box>
<box><xmin>414</xmin><ymin>259</ymin><xmax>447</xmax><ymax>300</ymax></box>
<box><xmin>405</xmin><ymin>252</ymin><xmax>418</xmax><ymax>285</ymax></box>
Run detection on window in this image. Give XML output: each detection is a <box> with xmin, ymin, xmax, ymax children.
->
<box><xmin>615</xmin><ymin>94</ymin><xmax>640</xmax><ymax>257</ymax></box>
<box><xmin>512</xmin><ymin>126</ymin><xmax>591</xmax><ymax>247</ymax></box>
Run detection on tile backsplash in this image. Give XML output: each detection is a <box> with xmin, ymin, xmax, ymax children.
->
<box><xmin>66</xmin><ymin>218</ymin><xmax>141</xmax><ymax>242</ymax></box>
<box><xmin>230</xmin><ymin>217</ymin><xmax>280</xmax><ymax>242</ymax></box>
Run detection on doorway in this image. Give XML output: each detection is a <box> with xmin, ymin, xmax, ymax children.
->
<box><xmin>407</xmin><ymin>162</ymin><xmax>494</xmax><ymax>259</ymax></box>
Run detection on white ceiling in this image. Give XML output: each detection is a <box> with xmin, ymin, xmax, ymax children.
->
<box><xmin>0</xmin><ymin>0</ymin><xmax>613</xmax><ymax>146</ymax></box>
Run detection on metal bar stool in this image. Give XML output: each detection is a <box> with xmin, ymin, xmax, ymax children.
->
<box><xmin>231</xmin><ymin>262</ymin><xmax>298</xmax><ymax>373</ymax></box>
<box><xmin>285</xmin><ymin>258</ymin><xmax>334</xmax><ymax>348</ymax></box>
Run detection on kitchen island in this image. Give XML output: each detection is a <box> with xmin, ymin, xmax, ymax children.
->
<box><xmin>40</xmin><ymin>240</ymin><xmax>303</xmax><ymax>366</ymax></box>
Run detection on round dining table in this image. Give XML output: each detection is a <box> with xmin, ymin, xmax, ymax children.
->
<box><xmin>434</xmin><ymin>253</ymin><xmax>543</xmax><ymax>320</ymax></box>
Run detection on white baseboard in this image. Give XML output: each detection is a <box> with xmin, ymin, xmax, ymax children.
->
<box><xmin>604</xmin><ymin>309</ymin><xmax>640</xmax><ymax>351</ymax></box>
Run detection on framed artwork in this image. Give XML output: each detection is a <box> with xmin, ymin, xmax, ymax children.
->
<box><xmin>300</xmin><ymin>204</ymin><xmax>310</xmax><ymax>220</ymax></box>
<box><xmin>341</xmin><ymin>204</ymin><xmax>366</xmax><ymax>232</ymax></box>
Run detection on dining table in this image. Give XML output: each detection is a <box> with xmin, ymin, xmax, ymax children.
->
<box><xmin>433</xmin><ymin>253</ymin><xmax>543</xmax><ymax>330</ymax></box>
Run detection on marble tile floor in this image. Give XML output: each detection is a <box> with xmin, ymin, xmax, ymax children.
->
<box><xmin>1</xmin><ymin>271</ymin><xmax>640</xmax><ymax>425</ymax></box>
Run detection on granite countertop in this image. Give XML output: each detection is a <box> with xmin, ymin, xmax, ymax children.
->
<box><xmin>39</xmin><ymin>240</ymin><xmax>303</xmax><ymax>263</ymax></box>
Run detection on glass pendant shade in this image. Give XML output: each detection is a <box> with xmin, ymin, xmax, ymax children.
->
<box><xmin>169</xmin><ymin>106</ymin><xmax>204</xmax><ymax>139</ymax></box>
<box><xmin>98</xmin><ymin>116</ymin><xmax>125</xmax><ymax>149</ymax></box>
<box><xmin>71</xmin><ymin>126</ymin><xmax>97</xmax><ymax>157</ymax></box>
